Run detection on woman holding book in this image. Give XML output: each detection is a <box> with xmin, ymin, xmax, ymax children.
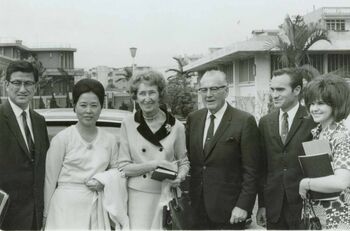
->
<box><xmin>117</xmin><ymin>70</ymin><xmax>189</xmax><ymax>229</ymax></box>
<box><xmin>44</xmin><ymin>79</ymin><xmax>128</xmax><ymax>229</ymax></box>
<box><xmin>299</xmin><ymin>74</ymin><xmax>350</xmax><ymax>229</ymax></box>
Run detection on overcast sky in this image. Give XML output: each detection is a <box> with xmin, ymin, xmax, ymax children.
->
<box><xmin>1</xmin><ymin>0</ymin><xmax>350</xmax><ymax>70</ymax></box>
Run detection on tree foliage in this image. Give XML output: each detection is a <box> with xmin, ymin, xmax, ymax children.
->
<box><xmin>166</xmin><ymin>57</ymin><xmax>197</xmax><ymax>119</ymax></box>
<box><xmin>265</xmin><ymin>15</ymin><xmax>330</xmax><ymax>68</ymax></box>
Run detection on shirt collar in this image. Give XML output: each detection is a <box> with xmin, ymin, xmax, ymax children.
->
<box><xmin>8</xmin><ymin>98</ymin><xmax>30</xmax><ymax>118</ymax></box>
<box><xmin>207</xmin><ymin>102</ymin><xmax>227</xmax><ymax>120</ymax></box>
<box><xmin>279</xmin><ymin>102</ymin><xmax>299</xmax><ymax>120</ymax></box>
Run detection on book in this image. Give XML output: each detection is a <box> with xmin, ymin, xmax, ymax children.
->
<box><xmin>302</xmin><ymin>139</ymin><xmax>332</xmax><ymax>156</ymax></box>
<box><xmin>299</xmin><ymin>143</ymin><xmax>340</xmax><ymax>200</ymax></box>
<box><xmin>0</xmin><ymin>189</ymin><xmax>9</xmax><ymax>226</ymax></box>
<box><xmin>151</xmin><ymin>166</ymin><xmax>177</xmax><ymax>181</ymax></box>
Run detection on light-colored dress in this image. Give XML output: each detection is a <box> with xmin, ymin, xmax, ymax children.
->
<box><xmin>118</xmin><ymin>112</ymin><xmax>189</xmax><ymax>229</ymax></box>
<box><xmin>44</xmin><ymin>125</ymin><xmax>119</xmax><ymax>229</ymax></box>
<box><xmin>309</xmin><ymin>121</ymin><xmax>350</xmax><ymax>229</ymax></box>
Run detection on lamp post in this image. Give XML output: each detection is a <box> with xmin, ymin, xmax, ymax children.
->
<box><xmin>129</xmin><ymin>47</ymin><xmax>137</xmax><ymax>76</ymax></box>
<box><xmin>129</xmin><ymin>47</ymin><xmax>137</xmax><ymax>112</ymax></box>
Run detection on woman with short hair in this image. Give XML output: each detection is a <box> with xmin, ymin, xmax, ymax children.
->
<box><xmin>299</xmin><ymin>74</ymin><xmax>350</xmax><ymax>229</ymax></box>
<box><xmin>117</xmin><ymin>70</ymin><xmax>189</xmax><ymax>229</ymax></box>
<box><xmin>44</xmin><ymin>79</ymin><xmax>124</xmax><ymax>229</ymax></box>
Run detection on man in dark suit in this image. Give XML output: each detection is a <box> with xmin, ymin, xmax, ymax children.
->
<box><xmin>0</xmin><ymin>60</ymin><xmax>49</xmax><ymax>230</ymax></box>
<box><xmin>256</xmin><ymin>68</ymin><xmax>315</xmax><ymax>229</ymax></box>
<box><xmin>186</xmin><ymin>70</ymin><xmax>260</xmax><ymax>230</ymax></box>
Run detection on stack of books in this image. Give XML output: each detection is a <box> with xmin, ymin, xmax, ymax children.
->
<box><xmin>299</xmin><ymin>139</ymin><xmax>340</xmax><ymax>199</ymax></box>
<box><xmin>151</xmin><ymin>166</ymin><xmax>177</xmax><ymax>181</ymax></box>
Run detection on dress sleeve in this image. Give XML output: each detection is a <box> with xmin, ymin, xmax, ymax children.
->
<box><xmin>174</xmin><ymin>122</ymin><xmax>190</xmax><ymax>179</ymax></box>
<box><xmin>44</xmin><ymin>133</ymin><xmax>66</xmax><ymax>217</ymax></box>
<box><xmin>108</xmin><ymin>133</ymin><xmax>119</xmax><ymax>169</ymax></box>
<box><xmin>332</xmin><ymin>132</ymin><xmax>350</xmax><ymax>170</ymax></box>
<box><xmin>117</xmin><ymin>120</ymin><xmax>133</xmax><ymax>170</ymax></box>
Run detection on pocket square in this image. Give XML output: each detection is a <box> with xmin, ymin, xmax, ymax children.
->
<box><xmin>225</xmin><ymin>136</ymin><xmax>238</xmax><ymax>142</ymax></box>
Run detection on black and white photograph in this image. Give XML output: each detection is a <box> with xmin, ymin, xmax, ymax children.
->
<box><xmin>1</xmin><ymin>0</ymin><xmax>350</xmax><ymax>230</ymax></box>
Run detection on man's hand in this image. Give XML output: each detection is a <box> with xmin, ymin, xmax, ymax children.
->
<box><xmin>256</xmin><ymin>207</ymin><xmax>267</xmax><ymax>227</ymax></box>
<box><xmin>229</xmin><ymin>207</ymin><xmax>247</xmax><ymax>224</ymax></box>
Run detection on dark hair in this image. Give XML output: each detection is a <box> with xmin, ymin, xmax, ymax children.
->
<box><xmin>273</xmin><ymin>67</ymin><xmax>303</xmax><ymax>90</ymax></box>
<box><xmin>73</xmin><ymin>78</ymin><xmax>105</xmax><ymax>106</ymax></box>
<box><xmin>129</xmin><ymin>70</ymin><xmax>166</xmax><ymax>100</ymax></box>
<box><xmin>304</xmin><ymin>74</ymin><xmax>350</xmax><ymax>122</ymax></box>
<box><xmin>6</xmin><ymin>60</ymin><xmax>39</xmax><ymax>82</ymax></box>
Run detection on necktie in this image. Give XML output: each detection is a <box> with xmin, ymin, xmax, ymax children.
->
<box><xmin>22</xmin><ymin>111</ymin><xmax>35</xmax><ymax>159</ymax></box>
<box><xmin>281</xmin><ymin>112</ymin><xmax>289</xmax><ymax>144</ymax></box>
<box><xmin>204</xmin><ymin>114</ymin><xmax>215</xmax><ymax>155</ymax></box>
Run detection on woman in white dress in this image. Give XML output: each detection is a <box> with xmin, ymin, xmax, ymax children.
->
<box><xmin>44</xmin><ymin>79</ymin><xmax>120</xmax><ymax>229</ymax></box>
<box><xmin>117</xmin><ymin>70</ymin><xmax>190</xmax><ymax>229</ymax></box>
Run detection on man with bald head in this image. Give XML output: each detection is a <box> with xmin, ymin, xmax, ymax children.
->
<box><xmin>186</xmin><ymin>70</ymin><xmax>261</xmax><ymax>229</ymax></box>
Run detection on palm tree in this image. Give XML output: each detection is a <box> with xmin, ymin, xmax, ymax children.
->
<box><xmin>265</xmin><ymin>15</ymin><xmax>330</xmax><ymax>68</ymax></box>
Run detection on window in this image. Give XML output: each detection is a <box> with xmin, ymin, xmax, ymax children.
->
<box><xmin>328</xmin><ymin>54</ymin><xmax>350</xmax><ymax>74</ymax></box>
<box><xmin>271</xmin><ymin>54</ymin><xmax>324</xmax><ymax>76</ymax></box>
<box><xmin>222</xmin><ymin>63</ymin><xmax>233</xmax><ymax>84</ymax></box>
<box><xmin>326</xmin><ymin>19</ymin><xmax>345</xmax><ymax>31</ymax></box>
<box><xmin>238</xmin><ymin>58</ymin><xmax>255</xmax><ymax>83</ymax></box>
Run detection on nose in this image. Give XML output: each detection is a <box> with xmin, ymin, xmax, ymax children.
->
<box><xmin>205</xmin><ymin>89</ymin><xmax>214</xmax><ymax>97</ymax></box>
<box><xmin>18</xmin><ymin>83</ymin><xmax>27</xmax><ymax>91</ymax></box>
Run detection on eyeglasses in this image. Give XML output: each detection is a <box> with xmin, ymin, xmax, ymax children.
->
<box><xmin>198</xmin><ymin>86</ymin><xmax>226</xmax><ymax>94</ymax></box>
<box><xmin>9</xmin><ymin>80</ymin><xmax>35</xmax><ymax>88</ymax></box>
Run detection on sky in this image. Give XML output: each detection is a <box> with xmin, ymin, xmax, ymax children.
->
<box><xmin>1</xmin><ymin>0</ymin><xmax>350</xmax><ymax>70</ymax></box>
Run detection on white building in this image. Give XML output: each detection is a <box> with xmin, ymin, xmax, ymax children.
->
<box><xmin>184</xmin><ymin>7</ymin><xmax>350</xmax><ymax>120</ymax></box>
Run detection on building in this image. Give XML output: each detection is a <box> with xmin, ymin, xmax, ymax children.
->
<box><xmin>82</xmin><ymin>65</ymin><xmax>151</xmax><ymax>110</ymax></box>
<box><xmin>0</xmin><ymin>38</ymin><xmax>84</xmax><ymax>108</ymax></box>
<box><xmin>184</xmin><ymin>7</ymin><xmax>350</xmax><ymax>119</ymax></box>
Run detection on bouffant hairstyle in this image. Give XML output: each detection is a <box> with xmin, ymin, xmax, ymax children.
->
<box><xmin>6</xmin><ymin>60</ymin><xmax>39</xmax><ymax>82</ymax></box>
<box><xmin>73</xmin><ymin>78</ymin><xmax>105</xmax><ymax>106</ymax></box>
<box><xmin>273</xmin><ymin>67</ymin><xmax>303</xmax><ymax>90</ymax></box>
<box><xmin>129</xmin><ymin>70</ymin><xmax>166</xmax><ymax>101</ymax></box>
<box><xmin>304</xmin><ymin>74</ymin><xmax>350</xmax><ymax>122</ymax></box>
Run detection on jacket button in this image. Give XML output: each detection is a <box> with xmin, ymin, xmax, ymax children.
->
<box><xmin>143</xmin><ymin>175</ymin><xmax>146</xmax><ymax>178</ymax></box>
<box><xmin>159</xmin><ymin>147</ymin><xmax>163</xmax><ymax>152</ymax></box>
<box><xmin>203</xmin><ymin>166</ymin><xmax>206</xmax><ymax>170</ymax></box>
<box><xmin>283</xmin><ymin>168</ymin><xmax>287</xmax><ymax>171</ymax></box>
<box><xmin>142</xmin><ymin>148</ymin><xmax>146</xmax><ymax>152</ymax></box>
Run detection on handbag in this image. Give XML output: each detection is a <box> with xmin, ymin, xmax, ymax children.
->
<box><xmin>163</xmin><ymin>187</ymin><xmax>193</xmax><ymax>230</ymax></box>
<box><xmin>301</xmin><ymin>198</ymin><xmax>322</xmax><ymax>230</ymax></box>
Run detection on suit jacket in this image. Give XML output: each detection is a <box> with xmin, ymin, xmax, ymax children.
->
<box><xmin>186</xmin><ymin>104</ymin><xmax>261</xmax><ymax>223</ymax></box>
<box><xmin>0</xmin><ymin>100</ymin><xmax>49</xmax><ymax>230</ymax></box>
<box><xmin>258</xmin><ymin>105</ymin><xmax>315</xmax><ymax>223</ymax></box>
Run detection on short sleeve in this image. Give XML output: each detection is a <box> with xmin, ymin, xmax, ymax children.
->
<box><xmin>332</xmin><ymin>133</ymin><xmax>350</xmax><ymax>170</ymax></box>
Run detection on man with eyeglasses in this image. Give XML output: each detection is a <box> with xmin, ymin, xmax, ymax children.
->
<box><xmin>186</xmin><ymin>70</ymin><xmax>261</xmax><ymax>229</ymax></box>
<box><xmin>0</xmin><ymin>60</ymin><xmax>49</xmax><ymax>230</ymax></box>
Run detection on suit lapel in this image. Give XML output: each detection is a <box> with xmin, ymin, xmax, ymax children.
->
<box><xmin>3</xmin><ymin>101</ymin><xmax>32</xmax><ymax>159</ymax></box>
<box><xmin>204</xmin><ymin>106</ymin><xmax>231</xmax><ymax>159</ymax></box>
<box><xmin>30</xmin><ymin>109</ymin><xmax>41</xmax><ymax>164</ymax></box>
<box><xmin>284</xmin><ymin>106</ymin><xmax>306</xmax><ymax>146</ymax></box>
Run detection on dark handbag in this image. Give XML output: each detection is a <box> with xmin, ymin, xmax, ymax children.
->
<box><xmin>301</xmin><ymin>198</ymin><xmax>322</xmax><ymax>230</ymax></box>
<box><xmin>163</xmin><ymin>187</ymin><xmax>193</xmax><ymax>230</ymax></box>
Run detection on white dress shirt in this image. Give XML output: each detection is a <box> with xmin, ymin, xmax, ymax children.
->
<box><xmin>8</xmin><ymin>98</ymin><xmax>35</xmax><ymax>149</ymax></box>
<box><xmin>203</xmin><ymin>102</ymin><xmax>228</xmax><ymax>147</ymax></box>
<box><xmin>279</xmin><ymin>103</ymin><xmax>299</xmax><ymax>136</ymax></box>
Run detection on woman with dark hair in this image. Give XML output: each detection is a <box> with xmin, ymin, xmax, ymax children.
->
<box><xmin>299</xmin><ymin>74</ymin><xmax>350</xmax><ymax>229</ymax></box>
<box><xmin>44</xmin><ymin>79</ymin><xmax>127</xmax><ymax>229</ymax></box>
<box><xmin>117</xmin><ymin>70</ymin><xmax>189</xmax><ymax>229</ymax></box>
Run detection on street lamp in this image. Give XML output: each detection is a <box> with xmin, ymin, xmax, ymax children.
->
<box><xmin>129</xmin><ymin>47</ymin><xmax>137</xmax><ymax>76</ymax></box>
<box><xmin>129</xmin><ymin>47</ymin><xmax>137</xmax><ymax>112</ymax></box>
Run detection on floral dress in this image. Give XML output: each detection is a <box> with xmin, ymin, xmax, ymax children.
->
<box><xmin>308</xmin><ymin>121</ymin><xmax>350</xmax><ymax>229</ymax></box>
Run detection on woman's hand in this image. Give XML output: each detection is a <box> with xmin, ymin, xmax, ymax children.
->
<box><xmin>86</xmin><ymin>179</ymin><xmax>104</xmax><ymax>192</ymax></box>
<box><xmin>299</xmin><ymin>178</ymin><xmax>309</xmax><ymax>199</ymax></box>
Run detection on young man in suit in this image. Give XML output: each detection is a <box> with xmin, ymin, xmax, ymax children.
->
<box><xmin>0</xmin><ymin>60</ymin><xmax>50</xmax><ymax>230</ymax></box>
<box><xmin>186</xmin><ymin>70</ymin><xmax>260</xmax><ymax>230</ymax></box>
<box><xmin>256</xmin><ymin>68</ymin><xmax>315</xmax><ymax>229</ymax></box>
